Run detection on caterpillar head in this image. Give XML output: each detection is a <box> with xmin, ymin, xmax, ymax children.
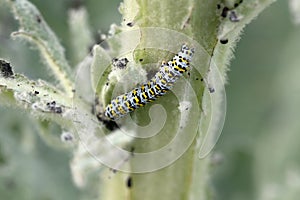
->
<box><xmin>179</xmin><ymin>44</ymin><xmax>195</xmax><ymax>62</ymax></box>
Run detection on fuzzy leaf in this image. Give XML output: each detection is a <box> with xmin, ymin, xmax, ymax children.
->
<box><xmin>68</xmin><ymin>7</ymin><xmax>93</xmax><ymax>65</ymax></box>
<box><xmin>0</xmin><ymin>60</ymin><xmax>73</xmax><ymax>128</ymax></box>
<box><xmin>6</xmin><ymin>0</ymin><xmax>74</xmax><ymax>96</ymax></box>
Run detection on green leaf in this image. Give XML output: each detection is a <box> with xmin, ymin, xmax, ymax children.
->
<box><xmin>6</xmin><ymin>0</ymin><xmax>74</xmax><ymax>96</ymax></box>
<box><xmin>68</xmin><ymin>7</ymin><xmax>93</xmax><ymax>65</ymax></box>
<box><xmin>0</xmin><ymin>60</ymin><xmax>73</xmax><ymax>128</ymax></box>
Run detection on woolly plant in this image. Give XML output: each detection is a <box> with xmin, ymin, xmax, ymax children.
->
<box><xmin>0</xmin><ymin>0</ymin><xmax>276</xmax><ymax>199</ymax></box>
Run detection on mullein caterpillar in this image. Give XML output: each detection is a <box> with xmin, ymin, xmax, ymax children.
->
<box><xmin>105</xmin><ymin>44</ymin><xmax>194</xmax><ymax>120</ymax></box>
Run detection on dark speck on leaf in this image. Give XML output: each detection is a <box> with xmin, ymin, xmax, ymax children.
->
<box><xmin>126</xmin><ymin>22</ymin><xmax>134</xmax><ymax>27</ymax></box>
<box><xmin>36</xmin><ymin>15</ymin><xmax>42</xmax><ymax>23</ymax></box>
<box><xmin>209</xmin><ymin>87</ymin><xmax>215</xmax><ymax>93</ymax></box>
<box><xmin>126</xmin><ymin>176</ymin><xmax>132</xmax><ymax>188</ymax></box>
<box><xmin>221</xmin><ymin>7</ymin><xmax>229</xmax><ymax>18</ymax></box>
<box><xmin>0</xmin><ymin>60</ymin><xmax>14</xmax><ymax>78</ymax></box>
<box><xmin>229</xmin><ymin>11</ymin><xmax>240</xmax><ymax>22</ymax></box>
<box><xmin>112</xmin><ymin>57</ymin><xmax>129</xmax><ymax>69</ymax></box>
<box><xmin>220</xmin><ymin>39</ymin><xmax>229</xmax><ymax>44</ymax></box>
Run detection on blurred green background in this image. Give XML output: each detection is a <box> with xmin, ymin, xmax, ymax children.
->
<box><xmin>213</xmin><ymin>1</ymin><xmax>300</xmax><ymax>200</ymax></box>
<box><xmin>0</xmin><ymin>0</ymin><xmax>299</xmax><ymax>200</ymax></box>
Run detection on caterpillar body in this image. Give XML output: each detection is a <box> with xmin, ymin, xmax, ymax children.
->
<box><xmin>105</xmin><ymin>44</ymin><xmax>194</xmax><ymax>120</ymax></box>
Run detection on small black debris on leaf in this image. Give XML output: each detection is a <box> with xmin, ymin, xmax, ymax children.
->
<box><xmin>0</xmin><ymin>60</ymin><xmax>14</xmax><ymax>78</ymax></box>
